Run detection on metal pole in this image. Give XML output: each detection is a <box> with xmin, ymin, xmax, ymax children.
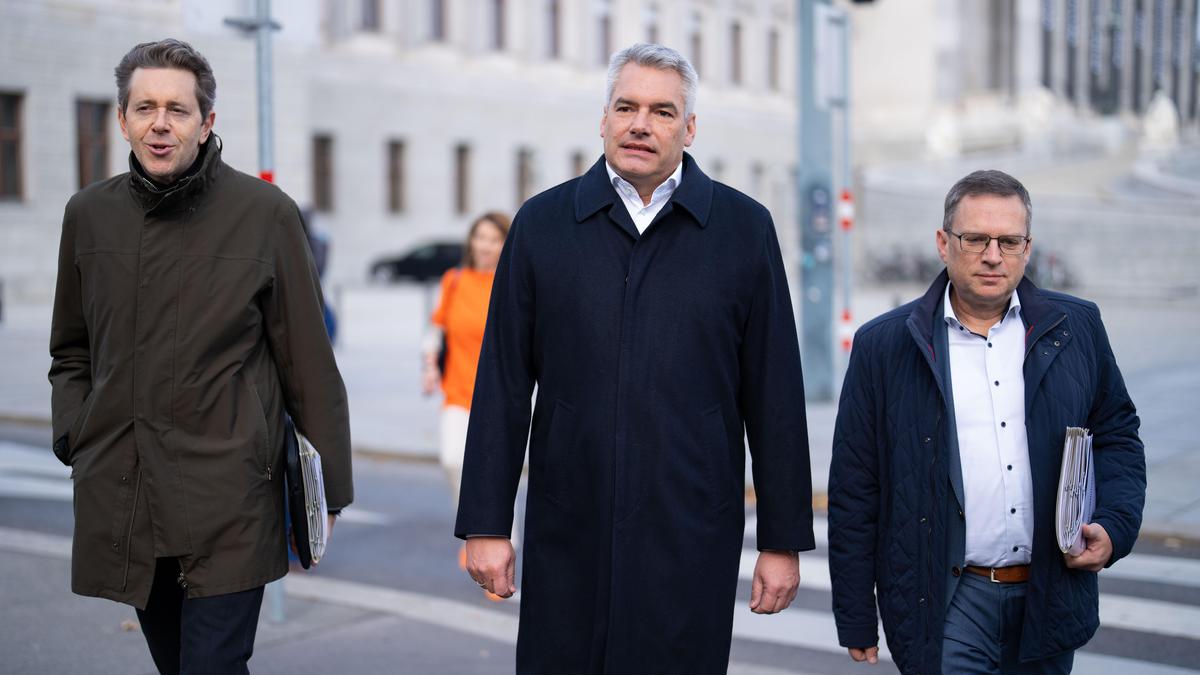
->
<box><xmin>256</xmin><ymin>0</ymin><xmax>274</xmax><ymax>183</ymax></box>
<box><xmin>798</xmin><ymin>0</ymin><xmax>836</xmax><ymax>402</ymax></box>
<box><xmin>838</xmin><ymin>11</ymin><xmax>853</xmax><ymax>383</ymax></box>
<box><xmin>226</xmin><ymin>3</ymin><xmax>284</xmax><ymax>622</ymax></box>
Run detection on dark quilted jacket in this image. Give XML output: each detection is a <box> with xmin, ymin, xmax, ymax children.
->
<box><xmin>828</xmin><ymin>271</ymin><xmax>1145</xmax><ymax>673</ymax></box>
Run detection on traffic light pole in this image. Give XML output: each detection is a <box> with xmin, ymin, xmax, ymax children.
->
<box><xmin>797</xmin><ymin>0</ymin><xmax>836</xmax><ymax>402</ymax></box>
<box><xmin>225</xmin><ymin>0</ymin><xmax>280</xmax><ymax>184</ymax></box>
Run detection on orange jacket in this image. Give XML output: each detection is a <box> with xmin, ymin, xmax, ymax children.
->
<box><xmin>432</xmin><ymin>267</ymin><xmax>494</xmax><ymax>409</ymax></box>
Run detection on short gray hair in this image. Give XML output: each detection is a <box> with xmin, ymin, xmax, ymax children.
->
<box><xmin>943</xmin><ymin>169</ymin><xmax>1033</xmax><ymax>234</ymax></box>
<box><xmin>605</xmin><ymin>43</ymin><xmax>698</xmax><ymax>117</ymax></box>
<box><xmin>115</xmin><ymin>39</ymin><xmax>217</xmax><ymax>119</ymax></box>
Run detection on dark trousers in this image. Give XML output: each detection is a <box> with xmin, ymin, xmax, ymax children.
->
<box><xmin>942</xmin><ymin>572</ymin><xmax>1074</xmax><ymax>674</ymax></box>
<box><xmin>136</xmin><ymin>558</ymin><xmax>265</xmax><ymax>675</ymax></box>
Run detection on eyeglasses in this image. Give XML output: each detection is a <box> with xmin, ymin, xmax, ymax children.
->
<box><xmin>946</xmin><ymin>231</ymin><xmax>1030</xmax><ymax>256</ymax></box>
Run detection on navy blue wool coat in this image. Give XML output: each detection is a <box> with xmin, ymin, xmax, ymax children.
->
<box><xmin>455</xmin><ymin>154</ymin><xmax>815</xmax><ymax>674</ymax></box>
<box><xmin>829</xmin><ymin>271</ymin><xmax>1145</xmax><ymax>674</ymax></box>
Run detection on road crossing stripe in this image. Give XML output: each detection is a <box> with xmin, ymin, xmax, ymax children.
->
<box><xmin>1</xmin><ymin>526</ymin><xmax>1196</xmax><ymax>673</ymax></box>
<box><xmin>737</xmin><ymin>550</ymin><xmax>1200</xmax><ymax>642</ymax></box>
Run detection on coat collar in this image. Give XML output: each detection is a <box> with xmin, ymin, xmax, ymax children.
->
<box><xmin>128</xmin><ymin>134</ymin><xmax>223</xmax><ymax>214</ymax></box>
<box><xmin>574</xmin><ymin>151</ymin><xmax>713</xmax><ymax>228</ymax></box>
<box><xmin>907</xmin><ymin>269</ymin><xmax>1059</xmax><ymax>359</ymax></box>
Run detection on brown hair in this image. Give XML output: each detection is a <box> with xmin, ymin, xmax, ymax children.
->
<box><xmin>115</xmin><ymin>39</ymin><xmax>217</xmax><ymax>118</ymax></box>
<box><xmin>463</xmin><ymin>211</ymin><xmax>511</xmax><ymax>268</ymax></box>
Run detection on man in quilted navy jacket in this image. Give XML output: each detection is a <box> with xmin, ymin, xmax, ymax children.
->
<box><xmin>828</xmin><ymin>170</ymin><xmax>1145</xmax><ymax>674</ymax></box>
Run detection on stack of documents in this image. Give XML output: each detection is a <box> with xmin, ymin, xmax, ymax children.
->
<box><xmin>1055</xmin><ymin>427</ymin><xmax>1095</xmax><ymax>556</ymax></box>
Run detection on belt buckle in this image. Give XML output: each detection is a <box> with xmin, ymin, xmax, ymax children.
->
<box><xmin>989</xmin><ymin>567</ymin><xmax>1000</xmax><ymax>584</ymax></box>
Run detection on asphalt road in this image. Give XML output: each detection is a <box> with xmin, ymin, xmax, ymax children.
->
<box><xmin>2</xmin><ymin>421</ymin><xmax>1199</xmax><ymax>674</ymax></box>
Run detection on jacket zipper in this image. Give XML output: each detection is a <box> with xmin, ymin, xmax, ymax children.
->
<box><xmin>120</xmin><ymin>469</ymin><xmax>142</xmax><ymax>592</ymax></box>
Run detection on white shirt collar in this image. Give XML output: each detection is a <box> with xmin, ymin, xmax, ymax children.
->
<box><xmin>605</xmin><ymin>161</ymin><xmax>683</xmax><ymax>207</ymax></box>
<box><xmin>943</xmin><ymin>282</ymin><xmax>1022</xmax><ymax>330</ymax></box>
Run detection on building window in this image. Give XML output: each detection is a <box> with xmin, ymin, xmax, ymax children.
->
<box><xmin>644</xmin><ymin>4</ymin><xmax>659</xmax><ymax>44</ymax></box>
<box><xmin>572</xmin><ymin>150</ymin><xmax>587</xmax><ymax>177</ymax></box>
<box><xmin>454</xmin><ymin>143</ymin><xmax>470</xmax><ymax>215</ymax></box>
<box><xmin>361</xmin><ymin>0</ymin><xmax>382</xmax><ymax>32</ymax></box>
<box><xmin>730</xmin><ymin>21</ymin><xmax>743</xmax><ymax>85</ymax></box>
<box><xmin>767</xmin><ymin>29</ymin><xmax>780</xmax><ymax>91</ymax></box>
<box><xmin>596</xmin><ymin>0</ymin><xmax>613</xmax><ymax>66</ymax></box>
<box><xmin>313</xmin><ymin>134</ymin><xmax>334</xmax><ymax>212</ymax></box>
<box><xmin>0</xmin><ymin>92</ymin><xmax>21</xmax><ymax>200</ymax></box>
<box><xmin>387</xmin><ymin>140</ymin><xmax>405</xmax><ymax>214</ymax></box>
<box><xmin>546</xmin><ymin>0</ymin><xmax>561</xmax><ymax>59</ymax></box>
<box><xmin>689</xmin><ymin>13</ymin><xmax>704</xmax><ymax>77</ymax></box>
<box><xmin>516</xmin><ymin>147</ymin><xmax>534</xmax><ymax>206</ymax></box>
<box><xmin>76</xmin><ymin>99</ymin><xmax>110</xmax><ymax>189</ymax></box>
<box><xmin>431</xmin><ymin>0</ymin><xmax>447</xmax><ymax>41</ymax></box>
<box><xmin>492</xmin><ymin>0</ymin><xmax>506</xmax><ymax>50</ymax></box>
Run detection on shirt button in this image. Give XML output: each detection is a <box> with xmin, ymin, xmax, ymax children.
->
<box><xmin>988</xmin><ymin>342</ymin><xmax>993</xmax><ymax>348</ymax></box>
<box><xmin>1007</xmin><ymin>464</ymin><xmax>1013</xmax><ymax>471</ymax></box>
<box><xmin>1001</xmin><ymin>421</ymin><xmax>1007</xmax><ymax>428</ymax></box>
<box><xmin>1010</xmin><ymin>507</ymin><xmax>1016</xmax><ymax>514</ymax></box>
<box><xmin>994</xmin><ymin>380</ymin><xmax>999</xmax><ymax>386</ymax></box>
<box><xmin>1012</xmin><ymin>546</ymin><xmax>1019</xmax><ymax>552</ymax></box>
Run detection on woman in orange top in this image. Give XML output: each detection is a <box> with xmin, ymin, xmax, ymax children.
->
<box><xmin>421</xmin><ymin>212</ymin><xmax>515</xmax><ymax>574</ymax></box>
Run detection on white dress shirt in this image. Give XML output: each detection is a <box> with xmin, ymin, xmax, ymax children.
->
<box><xmin>606</xmin><ymin>161</ymin><xmax>683</xmax><ymax>234</ymax></box>
<box><xmin>944</xmin><ymin>284</ymin><xmax>1034</xmax><ymax>567</ymax></box>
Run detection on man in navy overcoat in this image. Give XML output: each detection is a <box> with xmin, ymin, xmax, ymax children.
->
<box><xmin>454</xmin><ymin>43</ymin><xmax>815</xmax><ymax>673</ymax></box>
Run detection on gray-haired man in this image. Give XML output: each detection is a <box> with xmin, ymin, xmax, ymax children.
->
<box><xmin>455</xmin><ymin>42</ymin><xmax>814</xmax><ymax>672</ymax></box>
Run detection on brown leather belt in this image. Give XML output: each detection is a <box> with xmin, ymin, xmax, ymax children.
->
<box><xmin>964</xmin><ymin>564</ymin><xmax>1030</xmax><ymax>583</ymax></box>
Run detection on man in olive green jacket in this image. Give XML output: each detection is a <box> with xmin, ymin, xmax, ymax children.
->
<box><xmin>48</xmin><ymin>39</ymin><xmax>352</xmax><ymax>673</ymax></box>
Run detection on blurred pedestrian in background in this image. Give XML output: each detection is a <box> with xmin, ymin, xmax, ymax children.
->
<box><xmin>301</xmin><ymin>209</ymin><xmax>338</xmax><ymax>344</ymax></box>
<box><xmin>421</xmin><ymin>211</ymin><xmax>516</xmax><ymax>592</ymax></box>
<box><xmin>48</xmin><ymin>39</ymin><xmax>352</xmax><ymax>674</ymax></box>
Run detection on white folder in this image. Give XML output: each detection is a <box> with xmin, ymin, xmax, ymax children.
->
<box><xmin>1055</xmin><ymin>427</ymin><xmax>1095</xmax><ymax>556</ymax></box>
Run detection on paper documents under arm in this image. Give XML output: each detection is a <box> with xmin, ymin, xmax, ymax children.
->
<box><xmin>1055</xmin><ymin>427</ymin><xmax>1095</xmax><ymax>556</ymax></box>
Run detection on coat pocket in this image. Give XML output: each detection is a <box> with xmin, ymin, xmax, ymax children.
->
<box><xmin>700</xmin><ymin>404</ymin><xmax>735</xmax><ymax>513</ymax></box>
<box><xmin>241</xmin><ymin>374</ymin><xmax>271</xmax><ymax>475</ymax></box>
<box><xmin>60</xmin><ymin>393</ymin><xmax>97</xmax><ymax>465</ymax></box>
<box><xmin>542</xmin><ymin>399</ymin><xmax>576</xmax><ymax>507</ymax></box>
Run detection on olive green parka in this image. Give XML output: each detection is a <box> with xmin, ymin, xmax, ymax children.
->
<box><xmin>48</xmin><ymin>138</ymin><xmax>352</xmax><ymax>608</ymax></box>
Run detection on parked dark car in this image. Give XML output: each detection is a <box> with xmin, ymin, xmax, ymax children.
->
<box><xmin>369</xmin><ymin>241</ymin><xmax>464</xmax><ymax>283</ymax></box>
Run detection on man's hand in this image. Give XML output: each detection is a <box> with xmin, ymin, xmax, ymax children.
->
<box><xmin>749</xmin><ymin>550</ymin><xmax>799</xmax><ymax>614</ymax></box>
<box><xmin>465</xmin><ymin>536</ymin><xmax>517</xmax><ymax>598</ymax></box>
<box><xmin>847</xmin><ymin>646</ymin><xmax>879</xmax><ymax>664</ymax></box>
<box><xmin>1064</xmin><ymin>522</ymin><xmax>1113</xmax><ymax>572</ymax></box>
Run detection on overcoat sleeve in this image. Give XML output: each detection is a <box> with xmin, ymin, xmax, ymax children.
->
<box><xmin>828</xmin><ymin>326</ymin><xmax>882</xmax><ymax>649</ymax></box>
<box><xmin>454</xmin><ymin>209</ymin><xmax>536</xmax><ymax>539</ymax></box>
<box><xmin>262</xmin><ymin>200</ymin><xmax>354</xmax><ymax>510</ymax></box>
<box><xmin>739</xmin><ymin>217</ymin><xmax>815</xmax><ymax>552</ymax></box>
<box><xmin>48</xmin><ymin>198</ymin><xmax>92</xmax><ymax>465</ymax></box>
<box><xmin>1083</xmin><ymin>306</ymin><xmax>1145</xmax><ymax>567</ymax></box>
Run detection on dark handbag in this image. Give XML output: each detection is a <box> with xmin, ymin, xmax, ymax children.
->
<box><xmin>284</xmin><ymin>417</ymin><xmax>328</xmax><ymax>569</ymax></box>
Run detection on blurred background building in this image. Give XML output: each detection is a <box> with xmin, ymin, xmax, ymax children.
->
<box><xmin>0</xmin><ymin>0</ymin><xmax>801</xmax><ymax>300</ymax></box>
<box><xmin>1</xmin><ymin>0</ymin><xmax>1197</xmax><ymax>303</ymax></box>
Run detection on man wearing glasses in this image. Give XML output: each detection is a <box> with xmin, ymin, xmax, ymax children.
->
<box><xmin>828</xmin><ymin>170</ymin><xmax>1145</xmax><ymax>673</ymax></box>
